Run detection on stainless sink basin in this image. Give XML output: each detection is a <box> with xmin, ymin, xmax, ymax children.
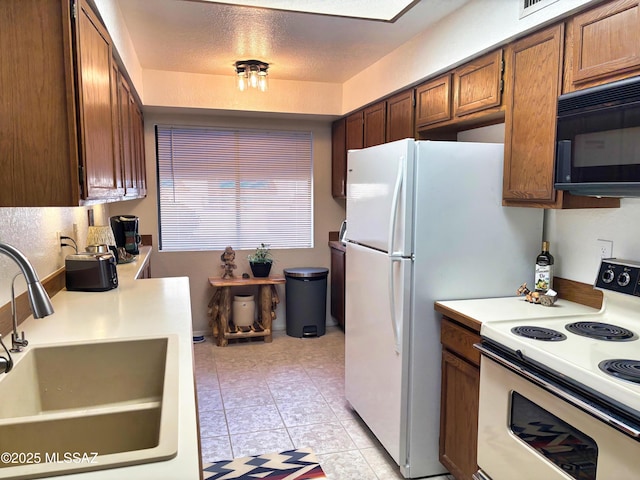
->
<box><xmin>0</xmin><ymin>336</ymin><xmax>179</xmax><ymax>479</ymax></box>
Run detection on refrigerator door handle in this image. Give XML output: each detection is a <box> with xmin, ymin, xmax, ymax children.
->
<box><xmin>388</xmin><ymin>256</ymin><xmax>402</xmax><ymax>354</ymax></box>
<box><xmin>388</xmin><ymin>157</ymin><xmax>404</xmax><ymax>257</ymax></box>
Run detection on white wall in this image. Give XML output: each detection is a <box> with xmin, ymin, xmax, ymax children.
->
<box><xmin>1</xmin><ymin>0</ymin><xmax>615</xmax><ymax>326</ymax></box>
<box><xmin>94</xmin><ymin>0</ymin><xmax>598</xmax><ymax>116</ymax></box>
<box><xmin>141</xmin><ymin>70</ymin><xmax>343</xmax><ymax>116</ymax></box>
<box><xmin>93</xmin><ymin>0</ymin><xmax>144</xmax><ymax>95</ymax></box>
<box><xmin>545</xmin><ymin>201</ymin><xmax>640</xmax><ymax>284</ymax></box>
<box><xmin>341</xmin><ymin>0</ymin><xmax>597</xmax><ymax>113</ymax></box>
<box><xmin>0</xmin><ymin>206</ymin><xmax>109</xmax><ymax>308</ymax></box>
<box><xmin>109</xmin><ymin>112</ymin><xmax>345</xmax><ymax>335</ymax></box>
<box><xmin>458</xmin><ymin>123</ymin><xmax>640</xmax><ymax>287</ymax></box>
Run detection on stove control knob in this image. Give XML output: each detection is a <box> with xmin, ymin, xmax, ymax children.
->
<box><xmin>602</xmin><ymin>269</ymin><xmax>615</xmax><ymax>283</ymax></box>
<box><xmin>617</xmin><ymin>271</ymin><xmax>631</xmax><ymax>287</ymax></box>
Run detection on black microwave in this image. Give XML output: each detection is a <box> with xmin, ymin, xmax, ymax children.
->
<box><xmin>554</xmin><ymin>75</ymin><xmax>640</xmax><ymax>197</ymax></box>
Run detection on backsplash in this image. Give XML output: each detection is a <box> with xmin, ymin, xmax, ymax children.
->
<box><xmin>0</xmin><ymin>206</ymin><xmax>109</xmax><ymax>306</ymax></box>
<box><xmin>546</xmin><ymin>198</ymin><xmax>640</xmax><ymax>284</ymax></box>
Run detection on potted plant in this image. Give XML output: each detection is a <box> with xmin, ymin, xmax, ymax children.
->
<box><xmin>248</xmin><ymin>243</ymin><xmax>273</xmax><ymax>277</ymax></box>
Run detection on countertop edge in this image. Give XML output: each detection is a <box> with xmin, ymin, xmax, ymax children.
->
<box><xmin>328</xmin><ymin>240</ymin><xmax>346</xmax><ymax>252</ymax></box>
<box><xmin>9</xmin><ymin>246</ymin><xmax>201</xmax><ymax>480</ymax></box>
<box><xmin>434</xmin><ymin>302</ymin><xmax>482</xmax><ymax>332</ymax></box>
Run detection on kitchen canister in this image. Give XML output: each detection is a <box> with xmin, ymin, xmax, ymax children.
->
<box><xmin>232</xmin><ymin>294</ymin><xmax>255</xmax><ymax>328</ymax></box>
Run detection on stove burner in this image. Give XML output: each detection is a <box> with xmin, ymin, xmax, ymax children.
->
<box><xmin>565</xmin><ymin>321</ymin><xmax>636</xmax><ymax>341</ymax></box>
<box><xmin>598</xmin><ymin>359</ymin><xmax>640</xmax><ymax>384</ymax></box>
<box><xmin>510</xmin><ymin>326</ymin><xmax>567</xmax><ymax>341</ymax></box>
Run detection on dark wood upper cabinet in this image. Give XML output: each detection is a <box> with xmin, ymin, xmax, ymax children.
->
<box><xmin>386</xmin><ymin>89</ymin><xmax>415</xmax><ymax>142</ymax></box>
<box><xmin>503</xmin><ymin>25</ymin><xmax>564</xmax><ymax>206</ymax></box>
<box><xmin>345</xmin><ymin>111</ymin><xmax>364</xmax><ymax>151</ymax></box>
<box><xmin>0</xmin><ymin>0</ymin><xmax>79</xmax><ymax>206</ymax></box>
<box><xmin>503</xmin><ymin>23</ymin><xmax>619</xmax><ymax>209</ymax></box>
<box><xmin>115</xmin><ymin>68</ymin><xmax>146</xmax><ymax>198</ymax></box>
<box><xmin>0</xmin><ymin>0</ymin><xmax>144</xmax><ymax>206</ymax></box>
<box><xmin>75</xmin><ymin>0</ymin><xmax>123</xmax><ymax>201</ymax></box>
<box><xmin>568</xmin><ymin>0</ymin><xmax>640</xmax><ymax>89</ymax></box>
<box><xmin>453</xmin><ymin>49</ymin><xmax>503</xmax><ymax>117</ymax></box>
<box><xmin>415</xmin><ymin>74</ymin><xmax>452</xmax><ymax>128</ymax></box>
<box><xmin>331</xmin><ymin>118</ymin><xmax>347</xmax><ymax>199</ymax></box>
<box><xmin>363</xmin><ymin>101</ymin><xmax>386</xmax><ymax>147</ymax></box>
<box><xmin>132</xmin><ymin>102</ymin><xmax>147</xmax><ymax>197</ymax></box>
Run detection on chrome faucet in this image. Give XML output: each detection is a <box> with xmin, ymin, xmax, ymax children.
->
<box><xmin>0</xmin><ymin>243</ymin><xmax>54</xmax><ymax>371</ymax></box>
<box><xmin>11</xmin><ymin>272</ymin><xmax>28</xmax><ymax>352</ymax></box>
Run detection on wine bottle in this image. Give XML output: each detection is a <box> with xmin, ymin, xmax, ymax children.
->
<box><xmin>535</xmin><ymin>241</ymin><xmax>554</xmax><ymax>292</ymax></box>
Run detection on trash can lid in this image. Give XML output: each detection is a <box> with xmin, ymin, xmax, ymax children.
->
<box><xmin>284</xmin><ymin>267</ymin><xmax>329</xmax><ymax>278</ymax></box>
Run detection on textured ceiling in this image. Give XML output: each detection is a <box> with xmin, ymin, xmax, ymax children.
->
<box><xmin>198</xmin><ymin>0</ymin><xmax>419</xmax><ymax>21</ymax></box>
<box><xmin>116</xmin><ymin>0</ymin><xmax>470</xmax><ymax>83</ymax></box>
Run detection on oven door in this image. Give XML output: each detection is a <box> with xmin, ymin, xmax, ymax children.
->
<box><xmin>476</xmin><ymin>355</ymin><xmax>640</xmax><ymax>480</ymax></box>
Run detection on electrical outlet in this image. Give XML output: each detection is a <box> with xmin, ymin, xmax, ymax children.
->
<box><xmin>73</xmin><ymin>223</ymin><xmax>78</xmax><ymax>239</ymax></box>
<box><xmin>56</xmin><ymin>231</ymin><xmax>62</xmax><ymax>251</ymax></box>
<box><xmin>597</xmin><ymin>239</ymin><xmax>613</xmax><ymax>259</ymax></box>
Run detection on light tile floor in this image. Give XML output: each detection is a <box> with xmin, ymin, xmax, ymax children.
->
<box><xmin>194</xmin><ymin>326</ymin><xmax>455</xmax><ymax>480</ymax></box>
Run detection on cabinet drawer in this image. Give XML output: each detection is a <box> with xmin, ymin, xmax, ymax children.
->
<box><xmin>441</xmin><ymin>318</ymin><xmax>480</xmax><ymax>366</ymax></box>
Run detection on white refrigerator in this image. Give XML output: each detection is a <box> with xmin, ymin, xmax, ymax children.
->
<box><xmin>344</xmin><ymin>139</ymin><xmax>543</xmax><ymax>478</ymax></box>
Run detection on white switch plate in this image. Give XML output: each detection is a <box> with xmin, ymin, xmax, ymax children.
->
<box><xmin>597</xmin><ymin>239</ymin><xmax>613</xmax><ymax>259</ymax></box>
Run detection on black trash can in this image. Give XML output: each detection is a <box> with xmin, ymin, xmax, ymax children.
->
<box><xmin>284</xmin><ymin>267</ymin><xmax>329</xmax><ymax>338</ymax></box>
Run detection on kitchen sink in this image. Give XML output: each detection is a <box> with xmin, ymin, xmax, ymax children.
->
<box><xmin>0</xmin><ymin>336</ymin><xmax>179</xmax><ymax>479</ymax></box>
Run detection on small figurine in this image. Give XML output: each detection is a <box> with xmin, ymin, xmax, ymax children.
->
<box><xmin>517</xmin><ymin>282</ymin><xmax>557</xmax><ymax>306</ymax></box>
<box><xmin>220</xmin><ymin>246</ymin><xmax>237</xmax><ymax>279</ymax></box>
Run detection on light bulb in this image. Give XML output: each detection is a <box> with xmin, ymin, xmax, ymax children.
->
<box><xmin>258</xmin><ymin>75</ymin><xmax>268</xmax><ymax>92</ymax></box>
<box><xmin>237</xmin><ymin>75</ymin><xmax>247</xmax><ymax>91</ymax></box>
<box><xmin>249</xmin><ymin>69</ymin><xmax>259</xmax><ymax>88</ymax></box>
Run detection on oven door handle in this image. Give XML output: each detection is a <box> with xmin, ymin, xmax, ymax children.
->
<box><xmin>472</xmin><ymin>470</ymin><xmax>492</xmax><ymax>480</ymax></box>
<box><xmin>475</xmin><ymin>342</ymin><xmax>640</xmax><ymax>439</ymax></box>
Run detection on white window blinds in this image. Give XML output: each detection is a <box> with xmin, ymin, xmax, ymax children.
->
<box><xmin>156</xmin><ymin>125</ymin><xmax>313</xmax><ymax>252</ymax></box>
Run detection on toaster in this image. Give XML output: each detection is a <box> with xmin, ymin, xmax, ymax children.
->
<box><xmin>65</xmin><ymin>252</ymin><xmax>118</xmax><ymax>292</ymax></box>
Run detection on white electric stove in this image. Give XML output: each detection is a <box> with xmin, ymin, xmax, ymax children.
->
<box><xmin>474</xmin><ymin>259</ymin><xmax>640</xmax><ymax>480</ymax></box>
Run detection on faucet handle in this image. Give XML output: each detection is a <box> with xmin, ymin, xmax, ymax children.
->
<box><xmin>10</xmin><ymin>331</ymin><xmax>28</xmax><ymax>353</ymax></box>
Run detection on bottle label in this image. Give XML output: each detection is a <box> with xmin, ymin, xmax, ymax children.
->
<box><xmin>535</xmin><ymin>265</ymin><xmax>553</xmax><ymax>292</ymax></box>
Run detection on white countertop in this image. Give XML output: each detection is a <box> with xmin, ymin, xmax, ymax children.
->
<box><xmin>435</xmin><ymin>296</ymin><xmax>600</xmax><ymax>330</ymax></box>
<box><xmin>7</xmin><ymin>247</ymin><xmax>201</xmax><ymax>480</ymax></box>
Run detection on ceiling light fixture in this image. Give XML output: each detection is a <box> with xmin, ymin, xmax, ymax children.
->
<box><xmin>235</xmin><ymin>60</ymin><xmax>269</xmax><ymax>92</ymax></box>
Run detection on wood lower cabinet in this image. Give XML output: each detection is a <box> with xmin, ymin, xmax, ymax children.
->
<box><xmin>440</xmin><ymin>317</ymin><xmax>480</xmax><ymax>480</ymax></box>
<box><xmin>330</xmin><ymin>244</ymin><xmax>345</xmax><ymax>328</ymax></box>
<box><xmin>566</xmin><ymin>0</ymin><xmax>640</xmax><ymax>91</ymax></box>
<box><xmin>0</xmin><ymin>0</ymin><xmax>144</xmax><ymax>207</ymax></box>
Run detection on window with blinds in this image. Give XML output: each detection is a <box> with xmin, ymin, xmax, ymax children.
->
<box><xmin>156</xmin><ymin>125</ymin><xmax>313</xmax><ymax>252</ymax></box>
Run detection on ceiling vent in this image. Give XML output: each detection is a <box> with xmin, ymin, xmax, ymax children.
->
<box><xmin>520</xmin><ymin>0</ymin><xmax>560</xmax><ymax>18</ymax></box>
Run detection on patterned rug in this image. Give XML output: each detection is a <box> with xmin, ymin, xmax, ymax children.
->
<box><xmin>203</xmin><ymin>448</ymin><xmax>327</xmax><ymax>480</ymax></box>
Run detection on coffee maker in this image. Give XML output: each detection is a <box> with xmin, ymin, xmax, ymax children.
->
<box><xmin>110</xmin><ymin>215</ymin><xmax>141</xmax><ymax>256</ymax></box>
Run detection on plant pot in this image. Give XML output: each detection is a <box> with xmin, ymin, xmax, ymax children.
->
<box><xmin>250</xmin><ymin>261</ymin><xmax>272</xmax><ymax>278</ymax></box>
